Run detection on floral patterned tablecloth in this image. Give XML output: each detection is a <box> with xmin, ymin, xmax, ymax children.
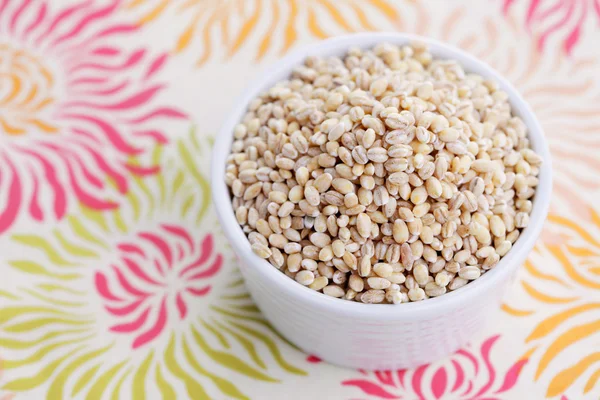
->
<box><xmin>0</xmin><ymin>0</ymin><xmax>599</xmax><ymax>399</ymax></box>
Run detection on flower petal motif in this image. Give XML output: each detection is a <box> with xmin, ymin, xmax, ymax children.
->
<box><xmin>342</xmin><ymin>336</ymin><xmax>527</xmax><ymax>399</ymax></box>
<box><xmin>0</xmin><ymin>0</ymin><xmax>186</xmax><ymax>234</ymax></box>
<box><xmin>501</xmin><ymin>0</ymin><xmax>600</xmax><ymax>55</ymax></box>
<box><xmin>504</xmin><ymin>210</ymin><xmax>600</xmax><ymax>398</ymax></box>
<box><xmin>124</xmin><ymin>0</ymin><xmax>401</xmax><ymax>65</ymax></box>
<box><xmin>0</xmin><ymin>130</ymin><xmax>305</xmax><ymax>399</ymax></box>
<box><xmin>96</xmin><ymin>229</ymin><xmax>222</xmax><ymax>349</ymax></box>
<box><xmin>412</xmin><ymin>2</ymin><xmax>600</xmax><ymax>218</ymax></box>
<box><xmin>0</xmin><ymin>357</ymin><xmax>14</xmax><ymax>400</ymax></box>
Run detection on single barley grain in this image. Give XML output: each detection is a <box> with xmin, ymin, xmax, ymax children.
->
<box><xmin>458</xmin><ymin>266</ymin><xmax>481</xmax><ymax>280</ymax></box>
<box><xmin>425</xmin><ymin>282</ymin><xmax>446</xmax><ymax>297</ymax></box>
<box><xmin>295</xmin><ymin>270</ymin><xmax>315</xmax><ymax>286</ymax></box>
<box><xmin>373</xmin><ymin>262</ymin><xmax>393</xmax><ymax>278</ymax></box>
<box><xmin>408</xmin><ymin>288</ymin><xmax>426</xmax><ymax>301</ymax></box>
<box><xmin>361</xmin><ymin>289</ymin><xmax>386</xmax><ymax>304</ymax></box>
<box><xmin>323</xmin><ymin>285</ymin><xmax>345</xmax><ymax>298</ymax></box>
<box><xmin>251</xmin><ymin>243</ymin><xmax>272</xmax><ymax>259</ymax></box>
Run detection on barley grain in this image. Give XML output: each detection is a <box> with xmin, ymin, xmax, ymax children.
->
<box><xmin>458</xmin><ymin>266</ymin><xmax>481</xmax><ymax>280</ymax></box>
<box><xmin>295</xmin><ymin>270</ymin><xmax>315</xmax><ymax>286</ymax></box>
<box><xmin>393</xmin><ymin>219</ymin><xmax>409</xmax><ymax>244</ymax></box>
<box><xmin>425</xmin><ymin>282</ymin><xmax>446</xmax><ymax>297</ymax></box>
<box><xmin>252</xmin><ymin>243</ymin><xmax>272</xmax><ymax>258</ymax></box>
<box><xmin>310</xmin><ymin>276</ymin><xmax>329</xmax><ymax>291</ymax></box>
<box><xmin>408</xmin><ymin>288</ymin><xmax>426</xmax><ymax>301</ymax></box>
<box><xmin>323</xmin><ymin>285</ymin><xmax>345</xmax><ymax>298</ymax></box>
<box><xmin>361</xmin><ymin>289</ymin><xmax>386</xmax><ymax>304</ymax></box>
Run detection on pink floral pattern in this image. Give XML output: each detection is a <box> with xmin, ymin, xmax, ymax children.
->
<box><xmin>307</xmin><ymin>355</ymin><xmax>323</xmax><ymax>363</ymax></box>
<box><xmin>0</xmin><ymin>0</ymin><xmax>185</xmax><ymax>234</ymax></box>
<box><xmin>95</xmin><ymin>228</ymin><xmax>222</xmax><ymax>348</ymax></box>
<box><xmin>343</xmin><ymin>336</ymin><xmax>527</xmax><ymax>399</ymax></box>
<box><xmin>501</xmin><ymin>0</ymin><xmax>600</xmax><ymax>54</ymax></box>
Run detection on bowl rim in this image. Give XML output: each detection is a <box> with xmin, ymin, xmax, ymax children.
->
<box><xmin>211</xmin><ymin>32</ymin><xmax>552</xmax><ymax>319</ymax></box>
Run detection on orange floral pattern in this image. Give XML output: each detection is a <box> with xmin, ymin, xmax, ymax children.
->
<box><xmin>504</xmin><ymin>210</ymin><xmax>600</xmax><ymax>398</ymax></box>
<box><xmin>124</xmin><ymin>0</ymin><xmax>400</xmax><ymax>65</ymax></box>
<box><xmin>0</xmin><ymin>44</ymin><xmax>56</xmax><ymax>135</ymax></box>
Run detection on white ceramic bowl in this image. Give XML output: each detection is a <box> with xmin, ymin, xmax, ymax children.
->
<box><xmin>211</xmin><ymin>33</ymin><xmax>552</xmax><ymax>370</ymax></box>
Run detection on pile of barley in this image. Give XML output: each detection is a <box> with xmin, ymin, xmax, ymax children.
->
<box><xmin>225</xmin><ymin>42</ymin><xmax>542</xmax><ymax>304</ymax></box>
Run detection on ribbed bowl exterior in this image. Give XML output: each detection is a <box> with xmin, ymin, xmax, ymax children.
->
<box><xmin>237</xmin><ymin>256</ymin><xmax>516</xmax><ymax>370</ymax></box>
